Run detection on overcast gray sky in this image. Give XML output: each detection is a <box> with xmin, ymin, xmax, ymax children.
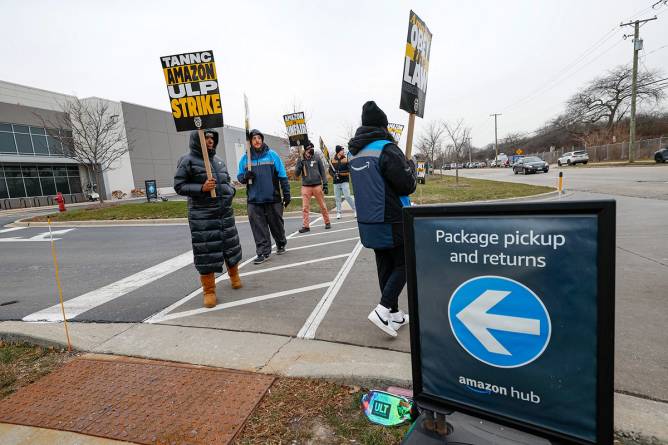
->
<box><xmin>1</xmin><ymin>0</ymin><xmax>666</xmax><ymax>150</ymax></box>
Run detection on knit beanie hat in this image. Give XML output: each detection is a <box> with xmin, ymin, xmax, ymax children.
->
<box><xmin>361</xmin><ymin>101</ymin><xmax>388</xmax><ymax>128</ymax></box>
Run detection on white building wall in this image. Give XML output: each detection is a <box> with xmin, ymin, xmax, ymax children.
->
<box><xmin>0</xmin><ymin>80</ymin><xmax>74</xmax><ymax>111</ymax></box>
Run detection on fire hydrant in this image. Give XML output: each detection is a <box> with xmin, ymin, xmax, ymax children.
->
<box><xmin>56</xmin><ymin>192</ymin><xmax>66</xmax><ymax>212</ymax></box>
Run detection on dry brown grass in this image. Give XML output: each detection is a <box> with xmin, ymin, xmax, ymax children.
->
<box><xmin>235</xmin><ymin>378</ymin><xmax>409</xmax><ymax>445</ymax></box>
<box><xmin>0</xmin><ymin>341</ymin><xmax>75</xmax><ymax>399</ymax></box>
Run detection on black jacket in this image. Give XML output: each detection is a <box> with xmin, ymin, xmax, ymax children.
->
<box><xmin>329</xmin><ymin>153</ymin><xmax>351</xmax><ymax>184</ymax></box>
<box><xmin>174</xmin><ymin>131</ymin><xmax>242</xmax><ymax>274</ymax></box>
<box><xmin>348</xmin><ymin>126</ymin><xmax>416</xmax><ymax>225</ymax></box>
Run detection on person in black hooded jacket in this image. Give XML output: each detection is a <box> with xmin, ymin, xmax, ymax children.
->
<box><xmin>174</xmin><ymin>129</ymin><xmax>243</xmax><ymax>309</ymax></box>
<box><xmin>348</xmin><ymin>101</ymin><xmax>416</xmax><ymax>337</ymax></box>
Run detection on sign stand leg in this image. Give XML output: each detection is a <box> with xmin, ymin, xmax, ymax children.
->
<box><xmin>197</xmin><ymin>129</ymin><xmax>217</xmax><ymax>198</ymax></box>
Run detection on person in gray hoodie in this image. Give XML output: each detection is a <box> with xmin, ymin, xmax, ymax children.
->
<box><xmin>295</xmin><ymin>141</ymin><xmax>331</xmax><ymax>232</ymax></box>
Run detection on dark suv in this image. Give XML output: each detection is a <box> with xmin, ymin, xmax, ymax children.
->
<box><xmin>654</xmin><ymin>148</ymin><xmax>668</xmax><ymax>163</ymax></box>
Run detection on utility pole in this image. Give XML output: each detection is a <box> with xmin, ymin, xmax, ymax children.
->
<box><xmin>467</xmin><ymin>137</ymin><xmax>472</xmax><ymax>164</ymax></box>
<box><xmin>490</xmin><ymin>113</ymin><xmax>501</xmax><ymax>166</ymax></box>
<box><xmin>620</xmin><ymin>16</ymin><xmax>657</xmax><ymax>162</ymax></box>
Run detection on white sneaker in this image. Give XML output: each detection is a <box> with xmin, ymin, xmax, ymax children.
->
<box><xmin>336</xmin><ymin>212</ymin><xmax>341</xmax><ymax>219</ymax></box>
<box><xmin>368</xmin><ymin>304</ymin><xmax>397</xmax><ymax>337</ymax></box>
<box><xmin>390</xmin><ymin>310</ymin><xmax>409</xmax><ymax>330</ymax></box>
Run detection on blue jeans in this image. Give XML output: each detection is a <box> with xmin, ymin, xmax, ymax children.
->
<box><xmin>334</xmin><ymin>182</ymin><xmax>355</xmax><ymax>213</ymax></box>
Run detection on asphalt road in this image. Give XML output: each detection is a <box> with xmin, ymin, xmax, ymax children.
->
<box><xmin>1</xmin><ymin>165</ymin><xmax>666</xmax><ymax>402</ymax></box>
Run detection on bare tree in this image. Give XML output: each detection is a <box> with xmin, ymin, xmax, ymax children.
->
<box><xmin>416</xmin><ymin>120</ymin><xmax>445</xmax><ymax>174</ymax></box>
<box><xmin>557</xmin><ymin>65</ymin><xmax>665</xmax><ymax>139</ymax></box>
<box><xmin>338</xmin><ymin>120</ymin><xmax>359</xmax><ymax>146</ymax></box>
<box><xmin>443</xmin><ymin>120</ymin><xmax>471</xmax><ymax>184</ymax></box>
<box><xmin>40</xmin><ymin>97</ymin><xmax>129</xmax><ymax>203</ymax></box>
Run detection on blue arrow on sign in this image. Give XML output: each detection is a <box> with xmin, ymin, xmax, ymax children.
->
<box><xmin>448</xmin><ymin>276</ymin><xmax>551</xmax><ymax>368</ymax></box>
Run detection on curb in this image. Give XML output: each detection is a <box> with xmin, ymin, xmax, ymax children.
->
<box><xmin>8</xmin><ymin>190</ymin><xmax>562</xmax><ymax>227</ymax></box>
<box><xmin>10</xmin><ymin>211</ymin><xmax>307</xmax><ymax>228</ymax></box>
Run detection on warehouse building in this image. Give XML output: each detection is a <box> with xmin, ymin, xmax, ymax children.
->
<box><xmin>0</xmin><ymin>80</ymin><xmax>289</xmax><ymax>209</ymax></box>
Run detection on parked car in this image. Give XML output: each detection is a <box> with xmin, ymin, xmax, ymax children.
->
<box><xmin>558</xmin><ymin>150</ymin><xmax>589</xmax><ymax>166</ymax></box>
<box><xmin>442</xmin><ymin>164</ymin><xmax>452</xmax><ymax>170</ymax></box>
<box><xmin>513</xmin><ymin>156</ymin><xmax>549</xmax><ymax>175</ymax></box>
<box><xmin>654</xmin><ymin>147</ymin><xmax>668</xmax><ymax>163</ymax></box>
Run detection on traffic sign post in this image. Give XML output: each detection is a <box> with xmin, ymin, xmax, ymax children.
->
<box><xmin>402</xmin><ymin>200</ymin><xmax>615</xmax><ymax>444</ymax></box>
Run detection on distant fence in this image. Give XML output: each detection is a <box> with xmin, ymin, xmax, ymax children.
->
<box><xmin>532</xmin><ymin>136</ymin><xmax>667</xmax><ymax>164</ymax></box>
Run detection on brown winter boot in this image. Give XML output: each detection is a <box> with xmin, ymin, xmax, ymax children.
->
<box><xmin>228</xmin><ymin>264</ymin><xmax>243</xmax><ymax>289</ymax></box>
<box><xmin>200</xmin><ymin>273</ymin><xmax>217</xmax><ymax>308</ymax></box>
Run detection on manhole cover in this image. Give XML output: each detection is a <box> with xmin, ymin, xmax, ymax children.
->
<box><xmin>0</xmin><ymin>357</ymin><xmax>274</xmax><ymax>445</ymax></box>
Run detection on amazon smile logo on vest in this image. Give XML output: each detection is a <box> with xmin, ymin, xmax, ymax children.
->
<box><xmin>448</xmin><ymin>275</ymin><xmax>551</xmax><ymax>368</ymax></box>
<box><xmin>351</xmin><ymin>161</ymin><xmax>370</xmax><ymax>171</ymax></box>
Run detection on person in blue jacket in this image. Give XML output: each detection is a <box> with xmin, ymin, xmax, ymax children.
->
<box><xmin>238</xmin><ymin>129</ymin><xmax>291</xmax><ymax>264</ymax></box>
<box><xmin>348</xmin><ymin>101</ymin><xmax>417</xmax><ymax>337</ymax></box>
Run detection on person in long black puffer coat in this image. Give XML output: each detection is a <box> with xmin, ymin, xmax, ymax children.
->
<box><xmin>174</xmin><ymin>129</ymin><xmax>243</xmax><ymax>308</ymax></box>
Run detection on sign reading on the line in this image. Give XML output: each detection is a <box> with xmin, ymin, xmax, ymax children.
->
<box><xmin>400</xmin><ymin>10</ymin><xmax>432</xmax><ymax>118</ymax></box>
<box><xmin>388</xmin><ymin>123</ymin><xmax>405</xmax><ymax>143</ymax></box>
<box><xmin>283</xmin><ymin>112</ymin><xmax>307</xmax><ymax>147</ymax></box>
<box><xmin>161</xmin><ymin>50</ymin><xmax>223</xmax><ymax>132</ymax></box>
<box><xmin>404</xmin><ymin>201</ymin><xmax>615</xmax><ymax>445</ymax></box>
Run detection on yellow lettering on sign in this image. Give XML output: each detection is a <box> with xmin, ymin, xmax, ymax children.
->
<box><xmin>212</xmin><ymin>94</ymin><xmax>222</xmax><ymax>114</ymax></box>
<box><xmin>170</xmin><ymin>99</ymin><xmax>182</xmax><ymax>118</ymax></box>
<box><xmin>186</xmin><ymin>97</ymin><xmax>198</xmax><ymax>116</ymax></box>
<box><xmin>163</xmin><ymin>63</ymin><xmax>217</xmax><ymax>86</ymax></box>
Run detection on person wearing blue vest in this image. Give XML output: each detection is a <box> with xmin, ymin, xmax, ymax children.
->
<box><xmin>348</xmin><ymin>101</ymin><xmax>417</xmax><ymax>337</ymax></box>
<box><xmin>238</xmin><ymin>129</ymin><xmax>291</xmax><ymax>265</ymax></box>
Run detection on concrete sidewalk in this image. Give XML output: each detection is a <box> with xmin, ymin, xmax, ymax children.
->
<box><xmin>1</xmin><ymin>321</ymin><xmax>667</xmax><ymax>444</ymax></box>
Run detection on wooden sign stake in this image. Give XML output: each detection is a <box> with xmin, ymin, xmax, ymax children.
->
<box><xmin>197</xmin><ymin>129</ymin><xmax>217</xmax><ymax>198</ymax></box>
<box><xmin>404</xmin><ymin>113</ymin><xmax>416</xmax><ymax>160</ymax></box>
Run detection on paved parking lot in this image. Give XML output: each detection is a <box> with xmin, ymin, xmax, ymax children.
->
<box><xmin>1</xmin><ymin>166</ymin><xmax>666</xmax><ymax>401</ymax></box>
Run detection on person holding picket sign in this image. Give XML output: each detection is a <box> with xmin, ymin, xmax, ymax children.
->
<box><xmin>329</xmin><ymin>145</ymin><xmax>356</xmax><ymax>219</ymax></box>
<box><xmin>174</xmin><ymin>129</ymin><xmax>243</xmax><ymax>309</ymax></box>
<box><xmin>295</xmin><ymin>141</ymin><xmax>331</xmax><ymax>233</ymax></box>
<box><xmin>238</xmin><ymin>129</ymin><xmax>291</xmax><ymax>264</ymax></box>
<box><xmin>348</xmin><ymin>101</ymin><xmax>417</xmax><ymax>337</ymax></box>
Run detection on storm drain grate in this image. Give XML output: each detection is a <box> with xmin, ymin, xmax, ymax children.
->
<box><xmin>0</xmin><ymin>356</ymin><xmax>274</xmax><ymax>444</ymax></box>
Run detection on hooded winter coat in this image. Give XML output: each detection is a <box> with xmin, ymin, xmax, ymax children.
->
<box><xmin>174</xmin><ymin>130</ymin><xmax>242</xmax><ymax>274</ymax></box>
<box><xmin>348</xmin><ymin>126</ymin><xmax>416</xmax><ymax>248</ymax></box>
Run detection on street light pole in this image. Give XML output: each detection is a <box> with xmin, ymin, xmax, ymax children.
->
<box><xmin>490</xmin><ymin>113</ymin><xmax>501</xmax><ymax>166</ymax></box>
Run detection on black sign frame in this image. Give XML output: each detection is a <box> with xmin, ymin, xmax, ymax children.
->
<box><xmin>145</xmin><ymin>179</ymin><xmax>158</xmax><ymax>202</ymax></box>
<box><xmin>403</xmin><ymin>200</ymin><xmax>615</xmax><ymax>445</ymax></box>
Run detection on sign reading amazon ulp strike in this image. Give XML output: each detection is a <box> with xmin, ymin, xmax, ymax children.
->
<box><xmin>404</xmin><ymin>201</ymin><xmax>615</xmax><ymax>445</ymax></box>
<box><xmin>161</xmin><ymin>50</ymin><xmax>223</xmax><ymax>131</ymax></box>
<box><xmin>400</xmin><ymin>11</ymin><xmax>432</xmax><ymax>118</ymax></box>
<box><xmin>283</xmin><ymin>112</ymin><xmax>307</xmax><ymax>147</ymax></box>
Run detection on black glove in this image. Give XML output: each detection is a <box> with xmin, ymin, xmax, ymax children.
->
<box><xmin>283</xmin><ymin>196</ymin><xmax>291</xmax><ymax>208</ymax></box>
<box><xmin>244</xmin><ymin>170</ymin><xmax>256</xmax><ymax>183</ymax></box>
<box><xmin>322</xmin><ymin>182</ymin><xmax>329</xmax><ymax>195</ymax></box>
<box><xmin>408</xmin><ymin>159</ymin><xmax>417</xmax><ymax>176</ymax></box>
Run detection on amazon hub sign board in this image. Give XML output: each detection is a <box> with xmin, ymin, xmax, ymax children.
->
<box><xmin>404</xmin><ymin>201</ymin><xmax>615</xmax><ymax>444</ymax></box>
<box><xmin>161</xmin><ymin>50</ymin><xmax>223</xmax><ymax>131</ymax></box>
